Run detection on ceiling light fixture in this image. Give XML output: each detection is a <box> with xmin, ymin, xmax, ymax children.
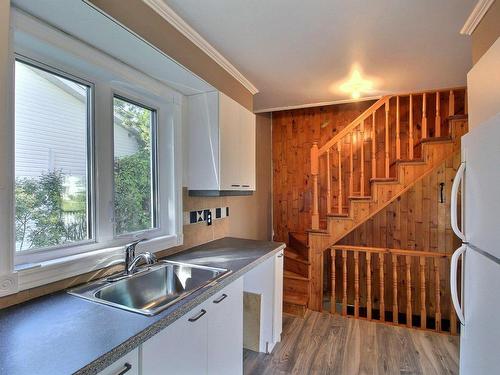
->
<box><xmin>339</xmin><ymin>67</ymin><xmax>374</xmax><ymax>100</ymax></box>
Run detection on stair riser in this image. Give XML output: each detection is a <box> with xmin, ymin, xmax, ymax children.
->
<box><xmin>284</xmin><ymin>256</ymin><xmax>309</xmax><ymax>277</ymax></box>
<box><xmin>289</xmin><ymin>235</ymin><xmax>309</xmax><ymax>259</ymax></box>
<box><xmin>284</xmin><ymin>278</ymin><xmax>309</xmax><ymax>296</ymax></box>
<box><xmin>283</xmin><ymin>302</ymin><xmax>307</xmax><ymax>317</ymax></box>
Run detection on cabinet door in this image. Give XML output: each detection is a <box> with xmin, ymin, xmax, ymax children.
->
<box><xmin>207</xmin><ymin>278</ymin><xmax>244</xmax><ymax>375</ymax></box>
<box><xmin>219</xmin><ymin>92</ymin><xmax>241</xmax><ymax>190</ymax></box>
<box><xmin>96</xmin><ymin>348</ymin><xmax>139</xmax><ymax>375</ymax></box>
<box><xmin>142</xmin><ymin>302</ymin><xmax>208</xmax><ymax>375</ymax></box>
<box><xmin>239</xmin><ymin>108</ymin><xmax>256</xmax><ymax>190</ymax></box>
<box><xmin>273</xmin><ymin>250</ymin><xmax>284</xmax><ymax>343</ymax></box>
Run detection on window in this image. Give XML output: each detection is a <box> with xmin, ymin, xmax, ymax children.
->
<box><xmin>14</xmin><ymin>60</ymin><xmax>92</xmax><ymax>252</ymax></box>
<box><xmin>113</xmin><ymin>96</ymin><xmax>157</xmax><ymax>236</ymax></box>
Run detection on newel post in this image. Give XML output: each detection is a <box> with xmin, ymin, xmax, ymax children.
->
<box><xmin>311</xmin><ymin>142</ymin><xmax>320</xmax><ymax>230</ymax></box>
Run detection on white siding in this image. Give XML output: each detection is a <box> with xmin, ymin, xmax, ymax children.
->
<box><xmin>114</xmin><ymin>124</ymin><xmax>139</xmax><ymax>158</ymax></box>
<box><xmin>15</xmin><ymin>62</ymin><xmax>88</xmax><ymax>178</ymax></box>
<box><xmin>14</xmin><ymin>62</ymin><xmax>140</xmax><ymax>180</ymax></box>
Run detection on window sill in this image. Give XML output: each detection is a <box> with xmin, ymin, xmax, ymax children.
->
<box><xmin>15</xmin><ymin>234</ymin><xmax>181</xmax><ymax>291</ymax></box>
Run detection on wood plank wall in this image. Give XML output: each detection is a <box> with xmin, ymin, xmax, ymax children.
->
<box><xmin>272</xmin><ymin>101</ymin><xmax>376</xmax><ymax>243</ymax></box>
<box><xmin>333</xmin><ymin>153</ymin><xmax>462</xmax><ymax>319</ymax></box>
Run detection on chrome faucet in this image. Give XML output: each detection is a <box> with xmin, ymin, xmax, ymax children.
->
<box><xmin>124</xmin><ymin>239</ymin><xmax>157</xmax><ymax>275</ymax></box>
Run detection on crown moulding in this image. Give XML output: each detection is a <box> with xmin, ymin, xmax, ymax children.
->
<box><xmin>460</xmin><ymin>0</ymin><xmax>495</xmax><ymax>35</ymax></box>
<box><xmin>142</xmin><ymin>0</ymin><xmax>259</xmax><ymax>95</ymax></box>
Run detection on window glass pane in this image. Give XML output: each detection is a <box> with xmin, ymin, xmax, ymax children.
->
<box><xmin>14</xmin><ymin>60</ymin><xmax>91</xmax><ymax>251</ymax></box>
<box><xmin>113</xmin><ymin>97</ymin><xmax>156</xmax><ymax>235</ymax></box>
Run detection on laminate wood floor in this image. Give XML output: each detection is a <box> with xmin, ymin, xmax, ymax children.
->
<box><xmin>244</xmin><ymin>311</ymin><xmax>459</xmax><ymax>375</ymax></box>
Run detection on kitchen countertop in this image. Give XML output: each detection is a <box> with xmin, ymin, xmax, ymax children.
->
<box><xmin>0</xmin><ymin>237</ymin><xmax>285</xmax><ymax>375</ymax></box>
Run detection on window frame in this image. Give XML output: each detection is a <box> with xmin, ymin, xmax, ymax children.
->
<box><xmin>13</xmin><ymin>55</ymin><xmax>97</xmax><ymax>259</ymax></box>
<box><xmin>8</xmin><ymin>10</ymin><xmax>183</xmax><ymax>275</ymax></box>
<box><xmin>111</xmin><ymin>93</ymin><xmax>160</xmax><ymax>239</ymax></box>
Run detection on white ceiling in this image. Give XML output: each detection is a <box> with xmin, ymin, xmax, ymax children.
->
<box><xmin>163</xmin><ymin>0</ymin><xmax>476</xmax><ymax>112</ymax></box>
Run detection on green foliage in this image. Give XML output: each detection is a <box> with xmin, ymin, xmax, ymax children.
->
<box><xmin>114</xmin><ymin>97</ymin><xmax>152</xmax><ymax>149</ymax></box>
<box><xmin>15</xmin><ymin>171</ymin><xmax>87</xmax><ymax>251</ymax></box>
<box><xmin>114</xmin><ymin>150</ymin><xmax>152</xmax><ymax>235</ymax></box>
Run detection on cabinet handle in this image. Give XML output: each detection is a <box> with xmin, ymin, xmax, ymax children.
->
<box><xmin>213</xmin><ymin>293</ymin><xmax>228</xmax><ymax>304</ymax></box>
<box><xmin>242</xmin><ymin>185</ymin><xmax>250</xmax><ymax>188</ymax></box>
<box><xmin>277</xmin><ymin>253</ymin><xmax>284</xmax><ymax>258</ymax></box>
<box><xmin>113</xmin><ymin>363</ymin><xmax>132</xmax><ymax>375</ymax></box>
<box><xmin>231</xmin><ymin>184</ymin><xmax>241</xmax><ymax>187</ymax></box>
<box><xmin>188</xmin><ymin>309</ymin><xmax>207</xmax><ymax>322</ymax></box>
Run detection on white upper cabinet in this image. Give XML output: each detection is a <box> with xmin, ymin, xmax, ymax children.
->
<box><xmin>187</xmin><ymin>91</ymin><xmax>256</xmax><ymax>193</ymax></box>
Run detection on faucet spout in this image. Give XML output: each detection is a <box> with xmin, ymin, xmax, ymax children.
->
<box><xmin>126</xmin><ymin>252</ymin><xmax>157</xmax><ymax>275</ymax></box>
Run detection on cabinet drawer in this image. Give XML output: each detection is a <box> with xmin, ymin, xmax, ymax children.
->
<box><xmin>96</xmin><ymin>348</ymin><xmax>139</xmax><ymax>375</ymax></box>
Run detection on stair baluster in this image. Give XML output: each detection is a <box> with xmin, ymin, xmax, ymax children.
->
<box><xmin>422</xmin><ymin>93</ymin><xmax>428</xmax><ymax>139</ymax></box>
<box><xmin>396</xmin><ymin>96</ymin><xmax>401</xmax><ymax>160</ymax></box>
<box><xmin>331</xmin><ymin>248</ymin><xmax>336</xmax><ymax>314</ymax></box>
<box><xmin>349</xmin><ymin>131</ymin><xmax>354</xmax><ymax>196</ymax></box>
<box><xmin>406</xmin><ymin>255</ymin><xmax>412</xmax><ymax>327</ymax></box>
<box><xmin>435</xmin><ymin>92</ymin><xmax>441</xmax><ymax>137</ymax></box>
<box><xmin>448</xmin><ymin>90</ymin><xmax>455</xmax><ymax>117</ymax></box>
<box><xmin>385</xmin><ymin>101</ymin><xmax>390</xmax><ymax>178</ymax></box>
<box><xmin>434</xmin><ymin>257</ymin><xmax>441</xmax><ymax>332</ymax></box>
<box><xmin>392</xmin><ymin>254</ymin><xmax>398</xmax><ymax>323</ymax></box>
<box><xmin>371</xmin><ymin>112</ymin><xmax>376</xmax><ymax>179</ymax></box>
<box><xmin>360</xmin><ymin>122</ymin><xmax>365</xmax><ymax>196</ymax></box>
<box><xmin>354</xmin><ymin>252</ymin><xmax>360</xmax><ymax>318</ymax></box>
<box><xmin>366</xmin><ymin>252</ymin><xmax>372</xmax><ymax>320</ymax></box>
<box><xmin>379</xmin><ymin>252</ymin><xmax>385</xmax><ymax>322</ymax></box>
<box><xmin>311</xmin><ymin>142</ymin><xmax>319</xmax><ymax>229</ymax></box>
<box><xmin>326</xmin><ymin>149</ymin><xmax>331</xmax><ymax>213</ymax></box>
<box><xmin>420</xmin><ymin>257</ymin><xmax>427</xmax><ymax>329</ymax></box>
<box><xmin>337</xmin><ymin>142</ymin><xmax>343</xmax><ymax>215</ymax></box>
<box><xmin>409</xmin><ymin>94</ymin><xmax>414</xmax><ymax>160</ymax></box>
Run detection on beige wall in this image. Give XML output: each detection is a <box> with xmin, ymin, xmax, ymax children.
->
<box><xmin>472</xmin><ymin>0</ymin><xmax>500</xmax><ymax>64</ymax></box>
<box><xmin>89</xmin><ymin>0</ymin><xmax>253</xmax><ymax>111</ymax></box>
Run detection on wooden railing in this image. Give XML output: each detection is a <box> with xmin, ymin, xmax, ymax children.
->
<box><xmin>329</xmin><ymin>245</ymin><xmax>458</xmax><ymax>334</ymax></box>
<box><xmin>310</xmin><ymin>88</ymin><xmax>467</xmax><ymax>229</ymax></box>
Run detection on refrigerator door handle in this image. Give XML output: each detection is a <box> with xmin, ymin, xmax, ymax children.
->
<box><xmin>451</xmin><ymin>162</ymin><xmax>466</xmax><ymax>242</ymax></box>
<box><xmin>450</xmin><ymin>244</ymin><xmax>466</xmax><ymax>325</ymax></box>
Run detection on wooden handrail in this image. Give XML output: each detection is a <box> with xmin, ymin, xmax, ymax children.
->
<box><xmin>331</xmin><ymin>245</ymin><xmax>451</xmax><ymax>258</ymax></box>
<box><xmin>318</xmin><ymin>96</ymin><xmax>390</xmax><ymax>155</ymax></box>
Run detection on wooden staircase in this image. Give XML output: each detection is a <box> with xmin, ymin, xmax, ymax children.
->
<box><xmin>283</xmin><ymin>232</ymin><xmax>310</xmax><ymax>316</ymax></box>
<box><xmin>284</xmin><ymin>88</ymin><xmax>468</xmax><ymax>313</ymax></box>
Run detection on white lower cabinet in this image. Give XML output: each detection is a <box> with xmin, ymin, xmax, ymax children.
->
<box><xmin>207</xmin><ymin>278</ymin><xmax>243</xmax><ymax>375</ymax></box>
<box><xmin>96</xmin><ymin>348</ymin><xmax>139</xmax><ymax>375</ymax></box>
<box><xmin>141</xmin><ymin>278</ymin><xmax>243</xmax><ymax>375</ymax></box>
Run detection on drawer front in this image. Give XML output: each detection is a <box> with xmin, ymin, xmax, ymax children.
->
<box><xmin>96</xmin><ymin>348</ymin><xmax>139</xmax><ymax>375</ymax></box>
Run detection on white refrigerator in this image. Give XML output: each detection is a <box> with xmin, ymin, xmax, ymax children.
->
<box><xmin>450</xmin><ymin>112</ymin><xmax>500</xmax><ymax>374</ymax></box>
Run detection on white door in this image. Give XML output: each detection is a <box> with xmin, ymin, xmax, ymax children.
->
<box><xmin>142</xmin><ymin>301</ymin><xmax>209</xmax><ymax>375</ymax></box>
<box><xmin>207</xmin><ymin>278</ymin><xmax>244</xmax><ymax>375</ymax></box>
<box><xmin>459</xmin><ymin>248</ymin><xmax>500</xmax><ymax>374</ymax></box>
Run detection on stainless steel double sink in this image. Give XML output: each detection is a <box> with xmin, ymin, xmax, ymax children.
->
<box><xmin>68</xmin><ymin>260</ymin><xmax>231</xmax><ymax>316</ymax></box>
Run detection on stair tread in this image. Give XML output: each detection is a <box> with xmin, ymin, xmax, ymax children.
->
<box><xmin>348</xmin><ymin>195</ymin><xmax>372</xmax><ymax>200</ymax></box>
<box><xmin>370</xmin><ymin>177</ymin><xmax>398</xmax><ymax>183</ymax></box>
<box><xmin>284</xmin><ymin>270</ymin><xmax>310</xmax><ymax>281</ymax></box>
<box><xmin>284</xmin><ymin>249</ymin><xmax>310</xmax><ymax>264</ymax></box>
<box><xmin>283</xmin><ymin>292</ymin><xmax>308</xmax><ymax>306</ymax></box>
<box><xmin>327</xmin><ymin>212</ymin><xmax>349</xmax><ymax>217</ymax></box>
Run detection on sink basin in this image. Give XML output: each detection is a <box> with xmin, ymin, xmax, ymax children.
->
<box><xmin>68</xmin><ymin>260</ymin><xmax>231</xmax><ymax>316</ymax></box>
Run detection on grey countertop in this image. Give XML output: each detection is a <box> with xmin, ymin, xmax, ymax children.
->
<box><xmin>0</xmin><ymin>237</ymin><xmax>285</xmax><ymax>375</ymax></box>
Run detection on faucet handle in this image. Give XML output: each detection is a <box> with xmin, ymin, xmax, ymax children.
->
<box><xmin>124</xmin><ymin>238</ymin><xmax>146</xmax><ymax>261</ymax></box>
